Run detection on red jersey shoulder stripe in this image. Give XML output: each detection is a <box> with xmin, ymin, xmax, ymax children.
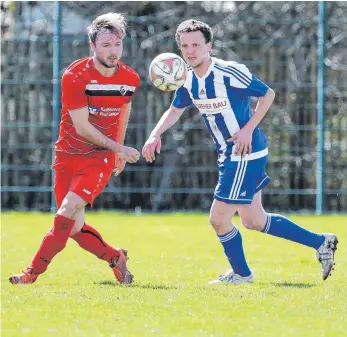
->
<box><xmin>64</xmin><ymin>57</ymin><xmax>90</xmax><ymax>74</ymax></box>
<box><xmin>118</xmin><ymin>61</ymin><xmax>140</xmax><ymax>83</ymax></box>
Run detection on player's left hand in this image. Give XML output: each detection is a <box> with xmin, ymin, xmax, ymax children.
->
<box><xmin>227</xmin><ymin>127</ymin><xmax>253</xmax><ymax>157</ymax></box>
<box><xmin>142</xmin><ymin>134</ymin><xmax>161</xmax><ymax>163</ymax></box>
<box><xmin>113</xmin><ymin>158</ymin><xmax>126</xmax><ymax>176</ymax></box>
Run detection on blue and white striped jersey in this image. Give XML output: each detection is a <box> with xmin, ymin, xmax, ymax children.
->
<box><xmin>172</xmin><ymin>57</ymin><xmax>269</xmax><ymax>166</ymax></box>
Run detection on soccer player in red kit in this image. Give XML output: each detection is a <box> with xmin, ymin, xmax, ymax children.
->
<box><xmin>9</xmin><ymin>13</ymin><xmax>140</xmax><ymax>285</ymax></box>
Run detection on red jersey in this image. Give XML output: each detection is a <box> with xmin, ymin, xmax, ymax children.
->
<box><xmin>55</xmin><ymin>57</ymin><xmax>140</xmax><ymax>156</ymax></box>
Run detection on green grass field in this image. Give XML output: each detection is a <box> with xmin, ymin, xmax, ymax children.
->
<box><xmin>1</xmin><ymin>213</ymin><xmax>346</xmax><ymax>337</ymax></box>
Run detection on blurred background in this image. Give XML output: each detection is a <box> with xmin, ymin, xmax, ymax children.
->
<box><xmin>1</xmin><ymin>1</ymin><xmax>346</xmax><ymax>213</ymax></box>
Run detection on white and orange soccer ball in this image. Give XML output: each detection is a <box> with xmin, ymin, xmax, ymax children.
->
<box><xmin>149</xmin><ymin>53</ymin><xmax>187</xmax><ymax>91</ymax></box>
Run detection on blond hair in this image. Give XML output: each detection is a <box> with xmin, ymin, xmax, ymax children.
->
<box><xmin>87</xmin><ymin>13</ymin><xmax>126</xmax><ymax>44</ymax></box>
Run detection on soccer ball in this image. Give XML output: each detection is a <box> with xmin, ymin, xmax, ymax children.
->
<box><xmin>149</xmin><ymin>53</ymin><xmax>187</xmax><ymax>91</ymax></box>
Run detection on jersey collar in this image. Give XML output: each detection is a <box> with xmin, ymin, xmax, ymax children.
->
<box><xmin>89</xmin><ymin>57</ymin><xmax>122</xmax><ymax>78</ymax></box>
<box><xmin>193</xmin><ymin>57</ymin><xmax>215</xmax><ymax>80</ymax></box>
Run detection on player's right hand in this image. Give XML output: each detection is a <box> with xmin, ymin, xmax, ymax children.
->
<box><xmin>142</xmin><ymin>134</ymin><xmax>161</xmax><ymax>163</ymax></box>
<box><xmin>118</xmin><ymin>146</ymin><xmax>140</xmax><ymax>164</ymax></box>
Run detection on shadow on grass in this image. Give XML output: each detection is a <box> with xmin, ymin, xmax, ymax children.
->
<box><xmin>95</xmin><ymin>280</ymin><xmax>177</xmax><ymax>290</ymax></box>
<box><xmin>271</xmin><ymin>282</ymin><xmax>316</xmax><ymax>288</ymax></box>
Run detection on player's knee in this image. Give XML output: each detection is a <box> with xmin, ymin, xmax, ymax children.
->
<box><xmin>58</xmin><ymin>198</ymin><xmax>85</xmax><ymax>219</ymax></box>
<box><xmin>209</xmin><ymin>213</ymin><xmax>218</xmax><ymax>228</ymax></box>
<box><xmin>240</xmin><ymin>216</ymin><xmax>262</xmax><ymax>231</ymax></box>
<box><xmin>70</xmin><ymin>216</ymin><xmax>84</xmax><ymax>237</ymax></box>
<box><xmin>209</xmin><ymin>214</ymin><xmax>225</xmax><ymax>232</ymax></box>
<box><xmin>241</xmin><ymin>220</ymin><xmax>257</xmax><ymax>230</ymax></box>
<box><xmin>240</xmin><ymin>215</ymin><xmax>256</xmax><ymax>230</ymax></box>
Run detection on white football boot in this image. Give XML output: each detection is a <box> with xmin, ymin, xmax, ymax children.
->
<box><xmin>316</xmin><ymin>233</ymin><xmax>338</xmax><ymax>280</ymax></box>
<box><xmin>208</xmin><ymin>269</ymin><xmax>254</xmax><ymax>284</ymax></box>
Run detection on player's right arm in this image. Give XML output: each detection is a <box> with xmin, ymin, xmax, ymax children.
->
<box><xmin>142</xmin><ymin>105</ymin><xmax>185</xmax><ymax>163</ymax></box>
<box><xmin>61</xmin><ymin>69</ymin><xmax>139</xmax><ymax>163</ymax></box>
<box><xmin>142</xmin><ymin>84</ymin><xmax>192</xmax><ymax>163</ymax></box>
<box><xmin>69</xmin><ymin>107</ymin><xmax>140</xmax><ymax>163</ymax></box>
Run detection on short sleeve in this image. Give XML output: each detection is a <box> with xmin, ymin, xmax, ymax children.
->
<box><xmin>220</xmin><ymin>62</ymin><xmax>269</xmax><ymax>97</ymax></box>
<box><xmin>242</xmin><ymin>75</ymin><xmax>269</xmax><ymax>97</ymax></box>
<box><xmin>61</xmin><ymin>72</ymin><xmax>88</xmax><ymax>110</ymax></box>
<box><xmin>172</xmin><ymin>86</ymin><xmax>193</xmax><ymax>109</ymax></box>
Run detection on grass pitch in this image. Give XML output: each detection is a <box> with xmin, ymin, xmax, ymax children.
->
<box><xmin>1</xmin><ymin>213</ymin><xmax>346</xmax><ymax>337</ymax></box>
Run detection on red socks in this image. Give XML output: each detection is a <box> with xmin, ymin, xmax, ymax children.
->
<box><xmin>71</xmin><ymin>223</ymin><xmax>119</xmax><ymax>264</ymax></box>
<box><xmin>29</xmin><ymin>214</ymin><xmax>75</xmax><ymax>274</ymax></box>
<box><xmin>28</xmin><ymin>216</ymin><xmax>118</xmax><ymax>276</ymax></box>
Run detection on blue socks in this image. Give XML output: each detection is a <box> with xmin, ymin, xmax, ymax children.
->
<box><xmin>218</xmin><ymin>227</ymin><xmax>252</xmax><ymax>277</ymax></box>
<box><xmin>216</xmin><ymin>215</ymin><xmax>324</xmax><ymax>278</ymax></box>
<box><xmin>261</xmin><ymin>214</ymin><xmax>325</xmax><ymax>249</ymax></box>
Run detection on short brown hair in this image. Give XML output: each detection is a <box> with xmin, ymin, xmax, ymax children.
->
<box><xmin>175</xmin><ymin>20</ymin><xmax>213</xmax><ymax>47</ymax></box>
<box><xmin>87</xmin><ymin>13</ymin><xmax>126</xmax><ymax>44</ymax></box>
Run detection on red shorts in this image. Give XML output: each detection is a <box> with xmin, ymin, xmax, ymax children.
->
<box><xmin>52</xmin><ymin>152</ymin><xmax>115</xmax><ymax>207</ymax></box>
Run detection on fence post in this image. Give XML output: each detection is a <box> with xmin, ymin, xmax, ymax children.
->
<box><xmin>51</xmin><ymin>1</ymin><xmax>62</xmax><ymax>212</ymax></box>
<box><xmin>316</xmin><ymin>1</ymin><xmax>326</xmax><ymax>215</ymax></box>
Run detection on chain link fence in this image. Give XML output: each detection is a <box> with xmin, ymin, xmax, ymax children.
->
<box><xmin>1</xmin><ymin>1</ymin><xmax>347</xmax><ymax>212</ymax></box>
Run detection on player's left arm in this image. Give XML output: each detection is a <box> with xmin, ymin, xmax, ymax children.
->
<box><xmin>113</xmin><ymin>102</ymin><xmax>132</xmax><ymax>176</ymax></box>
<box><xmin>229</xmin><ymin>87</ymin><xmax>275</xmax><ymax>156</ymax></box>
<box><xmin>244</xmin><ymin>87</ymin><xmax>276</xmax><ymax>134</ymax></box>
<box><xmin>227</xmin><ymin>65</ymin><xmax>276</xmax><ymax>156</ymax></box>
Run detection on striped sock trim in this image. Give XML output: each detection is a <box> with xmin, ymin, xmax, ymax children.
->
<box><xmin>261</xmin><ymin>214</ymin><xmax>271</xmax><ymax>233</ymax></box>
<box><xmin>218</xmin><ymin>227</ymin><xmax>239</xmax><ymax>243</ymax></box>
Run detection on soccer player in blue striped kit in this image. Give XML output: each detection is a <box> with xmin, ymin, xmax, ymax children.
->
<box><xmin>142</xmin><ymin>20</ymin><xmax>338</xmax><ymax>284</ymax></box>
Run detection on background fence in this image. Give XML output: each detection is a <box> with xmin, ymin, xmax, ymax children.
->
<box><xmin>1</xmin><ymin>1</ymin><xmax>347</xmax><ymax>212</ymax></box>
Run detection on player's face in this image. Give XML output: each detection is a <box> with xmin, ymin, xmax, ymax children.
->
<box><xmin>90</xmin><ymin>29</ymin><xmax>123</xmax><ymax>69</ymax></box>
<box><xmin>179</xmin><ymin>31</ymin><xmax>212</xmax><ymax>69</ymax></box>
